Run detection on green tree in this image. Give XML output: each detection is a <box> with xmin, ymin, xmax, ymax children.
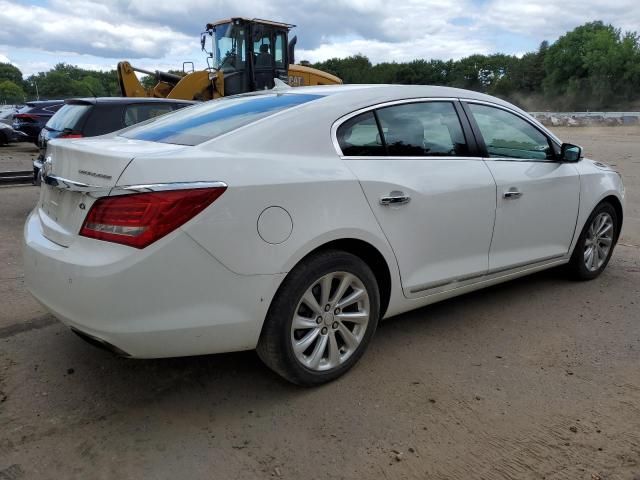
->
<box><xmin>0</xmin><ymin>80</ymin><xmax>25</xmax><ymax>103</ymax></box>
<box><xmin>543</xmin><ymin>21</ymin><xmax>640</xmax><ymax>109</ymax></box>
<box><xmin>0</xmin><ymin>63</ymin><xmax>23</xmax><ymax>86</ymax></box>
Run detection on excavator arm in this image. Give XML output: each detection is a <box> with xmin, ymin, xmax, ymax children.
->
<box><xmin>117</xmin><ymin>61</ymin><xmax>224</xmax><ymax>100</ymax></box>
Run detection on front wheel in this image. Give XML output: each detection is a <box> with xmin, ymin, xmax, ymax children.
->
<box><xmin>568</xmin><ymin>202</ymin><xmax>619</xmax><ymax>280</ymax></box>
<box><xmin>257</xmin><ymin>250</ymin><xmax>380</xmax><ymax>386</ymax></box>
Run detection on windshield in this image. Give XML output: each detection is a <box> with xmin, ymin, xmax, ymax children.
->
<box><xmin>46</xmin><ymin>104</ymin><xmax>91</xmax><ymax>132</ymax></box>
<box><xmin>213</xmin><ymin>22</ymin><xmax>246</xmax><ymax>72</ymax></box>
<box><xmin>121</xmin><ymin>93</ymin><xmax>323</xmax><ymax>146</ymax></box>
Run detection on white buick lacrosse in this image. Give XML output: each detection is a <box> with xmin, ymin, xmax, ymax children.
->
<box><xmin>24</xmin><ymin>85</ymin><xmax>624</xmax><ymax>385</ymax></box>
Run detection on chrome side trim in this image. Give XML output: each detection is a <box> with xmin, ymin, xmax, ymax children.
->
<box><xmin>461</xmin><ymin>99</ymin><xmax>562</xmax><ymax>146</ymax></box>
<box><xmin>408</xmin><ymin>254</ymin><xmax>568</xmax><ymax>296</ymax></box>
<box><xmin>43</xmin><ymin>174</ymin><xmax>110</xmax><ymax>194</ymax></box>
<box><xmin>43</xmin><ymin>175</ymin><xmax>227</xmax><ymax>198</ymax></box>
<box><xmin>409</xmin><ymin>269</ymin><xmax>488</xmax><ymax>294</ymax></box>
<box><xmin>341</xmin><ymin>155</ymin><xmax>484</xmax><ymax>161</ymax></box>
<box><xmin>110</xmin><ymin>181</ymin><xmax>228</xmax><ymax>196</ymax></box>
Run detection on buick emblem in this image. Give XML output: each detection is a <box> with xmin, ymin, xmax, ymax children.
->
<box><xmin>42</xmin><ymin>156</ymin><xmax>53</xmax><ymax>179</ymax></box>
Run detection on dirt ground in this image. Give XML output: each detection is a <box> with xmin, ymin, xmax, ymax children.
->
<box><xmin>0</xmin><ymin>127</ymin><xmax>639</xmax><ymax>480</ymax></box>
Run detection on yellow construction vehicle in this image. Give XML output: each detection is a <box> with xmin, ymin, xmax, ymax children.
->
<box><xmin>117</xmin><ymin>18</ymin><xmax>342</xmax><ymax>100</ymax></box>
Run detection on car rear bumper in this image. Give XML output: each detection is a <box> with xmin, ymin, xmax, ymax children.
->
<box><xmin>23</xmin><ymin>210</ymin><xmax>284</xmax><ymax>358</ymax></box>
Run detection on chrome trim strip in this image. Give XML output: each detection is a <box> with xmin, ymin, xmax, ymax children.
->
<box><xmin>43</xmin><ymin>174</ymin><xmax>110</xmax><ymax>194</ymax></box>
<box><xmin>409</xmin><ymin>269</ymin><xmax>488</xmax><ymax>294</ymax></box>
<box><xmin>408</xmin><ymin>254</ymin><xmax>567</xmax><ymax>296</ymax></box>
<box><xmin>461</xmin><ymin>99</ymin><xmax>562</xmax><ymax>146</ymax></box>
<box><xmin>110</xmin><ymin>181</ymin><xmax>228</xmax><ymax>195</ymax></box>
<box><xmin>341</xmin><ymin>155</ymin><xmax>483</xmax><ymax>161</ymax></box>
<box><xmin>43</xmin><ymin>175</ymin><xmax>227</xmax><ymax>197</ymax></box>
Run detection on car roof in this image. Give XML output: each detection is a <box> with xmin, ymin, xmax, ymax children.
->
<box><xmin>250</xmin><ymin>84</ymin><xmax>534</xmax><ymax>123</ymax></box>
<box><xmin>65</xmin><ymin>97</ymin><xmax>198</xmax><ymax>106</ymax></box>
<box><xmin>25</xmin><ymin>100</ymin><xmax>64</xmax><ymax>106</ymax></box>
<box><xmin>276</xmin><ymin>84</ymin><xmax>513</xmax><ymax>106</ymax></box>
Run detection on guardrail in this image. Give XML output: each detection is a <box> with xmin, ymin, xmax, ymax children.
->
<box><xmin>0</xmin><ymin>170</ymin><xmax>33</xmax><ymax>186</ymax></box>
<box><xmin>530</xmin><ymin>112</ymin><xmax>640</xmax><ymax>127</ymax></box>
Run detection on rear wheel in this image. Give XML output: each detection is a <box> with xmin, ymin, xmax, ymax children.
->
<box><xmin>0</xmin><ymin>131</ymin><xmax>8</xmax><ymax>146</ymax></box>
<box><xmin>568</xmin><ymin>202</ymin><xmax>618</xmax><ymax>280</ymax></box>
<box><xmin>257</xmin><ymin>250</ymin><xmax>380</xmax><ymax>386</ymax></box>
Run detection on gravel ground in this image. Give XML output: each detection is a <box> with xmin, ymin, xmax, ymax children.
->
<box><xmin>0</xmin><ymin>143</ymin><xmax>38</xmax><ymax>171</ymax></box>
<box><xmin>0</xmin><ymin>127</ymin><xmax>638</xmax><ymax>479</ymax></box>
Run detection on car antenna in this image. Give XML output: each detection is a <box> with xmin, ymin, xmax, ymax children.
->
<box><xmin>272</xmin><ymin>78</ymin><xmax>291</xmax><ymax>91</ymax></box>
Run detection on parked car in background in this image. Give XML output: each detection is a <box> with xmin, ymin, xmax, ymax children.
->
<box><xmin>0</xmin><ymin>122</ymin><xmax>27</xmax><ymax>145</ymax></box>
<box><xmin>33</xmin><ymin>97</ymin><xmax>197</xmax><ymax>183</ymax></box>
<box><xmin>24</xmin><ymin>85</ymin><xmax>624</xmax><ymax>386</ymax></box>
<box><xmin>0</xmin><ymin>105</ymin><xmax>21</xmax><ymax>126</ymax></box>
<box><xmin>13</xmin><ymin>100</ymin><xmax>64</xmax><ymax>143</ymax></box>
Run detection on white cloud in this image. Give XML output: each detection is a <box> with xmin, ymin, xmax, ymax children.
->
<box><xmin>480</xmin><ymin>0</ymin><xmax>640</xmax><ymax>38</ymax></box>
<box><xmin>298</xmin><ymin>29</ymin><xmax>491</xmax><ymax>64</ymax></box>
<box><xmin>0</xmin><ymin>0</ymin><xmax>192</xmax><ymax>59</ymax></box>
<box><xmin>1</xmin><ymin>0</ymin><xmax>640</xmax><ymax>76</ymax></box>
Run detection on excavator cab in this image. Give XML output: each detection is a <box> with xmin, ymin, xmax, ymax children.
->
<box><xmin>202</xmin><ymin>18</ymin><xmax>293</xmax><ymax>95</ymax></box>
<box><xmin>117</xmin><ymin>17</ymin><xmax>340</xmax><ymax>101</ymax></box>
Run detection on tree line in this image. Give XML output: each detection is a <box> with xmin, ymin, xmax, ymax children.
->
<box><xmin>1</xmin><ymin>21</ymin><xmax>639</xmax><ymax>111</ymax></box>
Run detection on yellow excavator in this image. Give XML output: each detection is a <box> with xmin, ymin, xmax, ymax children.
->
<box><xmin>117</xmin><ymin>17</ymin><xmax>342</xmax><ymax>100</ymax></box>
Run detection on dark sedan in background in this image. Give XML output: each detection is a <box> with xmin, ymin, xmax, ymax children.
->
<box><xmin>33</xmin><ymin>97</ymin><xmax>196</xmax><ymax>183</ymax></box>
<box><xmin>0</xmin><ymin>122</ymin><xmax>28</xmax><ymax>145</ymax></box>
<box><xmin>13</xmin><ymin>100</ymin><xmax>65</xmax><ymax>143</ymax></box>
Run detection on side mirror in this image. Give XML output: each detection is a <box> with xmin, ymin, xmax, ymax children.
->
<box><xmin>560</xmin><ymin>143</ymin><xmax>582</xmax><ymax>162</ymax></box>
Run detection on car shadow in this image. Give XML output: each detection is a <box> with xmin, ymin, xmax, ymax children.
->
<box><xmin>5</xmin><ymin>264</ymin><xmax>581</xmax><ymax>430</ymax></box>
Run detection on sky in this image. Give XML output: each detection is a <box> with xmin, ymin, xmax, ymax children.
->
<box><xmin>1</xmin><ymin>0</ymin><xmax>639</xmax><ymax>77</ymax></box>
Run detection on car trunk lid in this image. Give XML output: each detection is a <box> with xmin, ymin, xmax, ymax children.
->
<box><xmin>38</xmin><ymin>136</ymin><xmax>186</xmax><ymax>246</ymax></box>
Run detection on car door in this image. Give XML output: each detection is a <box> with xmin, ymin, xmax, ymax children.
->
<box><xmin>463</xmin><ymin>102</ymin><xmax>580</xmax><ymax>271</ymax></box>
<box><xmin>337</xmin><ymin>100</ymin><xmax>497</xmax><ymax>298</ymax></box>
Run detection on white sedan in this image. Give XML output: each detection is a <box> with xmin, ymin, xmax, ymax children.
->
<box><xmin>24</xmin><ymin>85</ymin><xmax>625</xmax><ymax>385</ymax></box>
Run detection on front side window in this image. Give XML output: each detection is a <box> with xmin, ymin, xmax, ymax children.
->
<box><xmin>122</xmin><ymin>93</ymin><xmax>323</xmax><ymax>146</ymax></box>
<box><xmin>468</xmin><ymin>103</ymin><xmax>555</xmax><ymax>160</ymax></box>
<box><xmin>337</xmin><ymin>112</ymin><xmax>385</xmax><ymax>156</ymax></box>
<box><xmin>376</xmin><ymin>102</ymin><xmax>468</xmax><ymax>156</ymax></box>
<box><xmin>274</xmin><ymin>32</ymin><xmax>285</xmax><ymax>67</ymax></box>
<box><xmin>213</xmin><ymin>23</ymin><xmax>246</xmax><ymax>72</ymax></box>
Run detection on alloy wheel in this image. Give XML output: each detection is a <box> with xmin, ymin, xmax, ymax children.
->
<box><xmin>584</xmin><ymin>212</ymin><xmax>614</xmax><ymax>272</ymax></box>
<box><xmin>290</xmin><ymin>271</ymin><xmax>370</xmax><ymax>371</ymax></box>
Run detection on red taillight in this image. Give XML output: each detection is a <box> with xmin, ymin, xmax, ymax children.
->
<box><xmin>15</xmin><ymin>113</ymin><xmax>38</xmax><ymax>120</ymax></box>
<box><xmin>59</xmin><ymin>133</ymin><xmax>83</xmax><ymax>139</ymax></box>
<box><xmin>79</xmin><ymin>187</ymin><xmax>226</xmax><ymax>248</ymax></box>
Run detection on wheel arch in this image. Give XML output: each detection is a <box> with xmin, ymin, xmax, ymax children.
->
<box><xmin>274</xmin><ymin>237</ymin><xmax>393</xmax><ymax>320</ymax></box>
<box><xmin>600</xmin><ymin>194</ymin><xmax>623</xmax><ymax>243</ymax></box>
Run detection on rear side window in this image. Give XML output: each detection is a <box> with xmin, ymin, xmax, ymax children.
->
<box><xmin>468</xmin><ymin>103</ymin><xmax>554</xmax><ymax>160</ymax></box>
<box><xmin>44</xmin><ymin>104</ymin><xmax>64</xmax><ymax>113</ymax></box>
<box><xmin>123</xmin><ymin>103</ymin><xmax>177</xmax><ymax>127</ymax></box>
<box><xmin>122</xmin><ymin>94</ymin><xmax>323</xmax><ymax>146</ymax></box>
<box><xmin>46</xmin><ymin>104</ymin><xmax>91</xmax><ymax>131</ymax></box>
<box><xmin>337</xmin><ymin>112</ymin><xmax>385</xmax><ymax>156</ymax></box>
<box><xmin>376</xmin><ymin>102</ymin><xmax>468</xmax><ymax>156</ymax></box>
<box><xmin>337</xmin><ymin>101</ymin><xmax>468</xmax><ymax>157</ymax></box>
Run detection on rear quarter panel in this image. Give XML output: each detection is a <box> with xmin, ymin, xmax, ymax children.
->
<box><xmin>115</xmin><ymin>106</ymin><xmax>406</xmax><ymax>317</ymax></box>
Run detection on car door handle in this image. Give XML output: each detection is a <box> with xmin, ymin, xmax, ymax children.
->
<box><xmin>380</xmin><ymin>191</ymin><xmax>411</xmax><ymax>206</ymax></box>
<box><xmin>503</xmin><ymin>189</ymin><xmax>523</xmax><ymax>199</ymax></box>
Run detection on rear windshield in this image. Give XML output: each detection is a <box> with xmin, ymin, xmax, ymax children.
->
<box><xmin>121</xmin><ymin>93</ymin><xmax>323</xmax><ymax>146</ymax></box>
<box><xmin>46</xmin><ymin>104</ymin><xmax>91</xmax><ymax>131</ymax></box>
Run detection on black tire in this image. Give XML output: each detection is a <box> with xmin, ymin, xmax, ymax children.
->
<box><xmin>567</xmin><ymin>201</ymin><xmax>618</xmax><ymax>280</ymax></box>
<box><xmin>257</xmin><ymin>250</ymin><xmax>380</xmax><ymax>386</ymax></box>
<box><xmin>0</xmin><ymin>131</ymin><xmax>8</xmax><ymax>146</ymax></box>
